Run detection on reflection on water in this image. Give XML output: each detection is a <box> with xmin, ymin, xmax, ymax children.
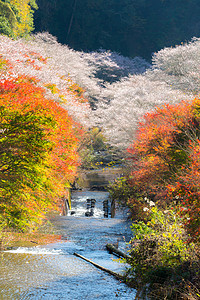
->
<box><xmin>78</xmin><ymin>168</ymin><xmax>122</xmax><ymax>190</ymax></box>
<box><xmin>0</xmin><ymin>190</ymin><xmax>136</xmax><ymax>299</ymax></box>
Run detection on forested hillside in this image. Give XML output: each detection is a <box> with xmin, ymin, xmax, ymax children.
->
<box><xmin>34</xmin><ymin>0</ymin><xmax>200</xmax><ymax>59</ymax></box>
<box><xmin>0</xmin><ymin>2</ymin><xmax>200</xmax><ymax>298</ymax></box>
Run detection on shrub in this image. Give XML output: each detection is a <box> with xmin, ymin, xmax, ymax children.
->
<box><xmin>125</xmin><ymin>204</ymin><xmax>200</xmax><ymax>299</ymax></box>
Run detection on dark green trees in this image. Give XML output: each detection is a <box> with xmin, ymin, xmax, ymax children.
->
<box><xmin>34</xmin><ymin>0</ymin><xmax>200</xmax><ymax>59</ymax></box>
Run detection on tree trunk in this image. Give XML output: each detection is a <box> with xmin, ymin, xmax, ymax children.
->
<box><xmin>67</xmin><ymin>0</ymin><xmax>77</xmax><ymax>40</ymax></box>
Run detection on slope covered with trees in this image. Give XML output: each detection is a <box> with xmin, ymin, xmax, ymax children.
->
<box><xmin>34</xmin><ymin>0</ymin><xmax>200</xmax><ymax>59</ymax></box>
<box><xmin>0</xmin><ymin>3</ymin><xmax>200</xmax><ymax>297</ymax></box>
<box><xmin>109</xmin><ymin>98</ymin><xmax>200</xmax><ymax>299</ymax></box>
<box><xmin>3</xmin><ymin>32</ymin><xmax>198</xmax><ymax>150</ymax></box>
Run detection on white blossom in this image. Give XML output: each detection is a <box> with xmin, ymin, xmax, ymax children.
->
<box><xmin>143</xmin><ymin>207</ymin><xmax>149</xmax><ymax>212</ymax></box>
<box><xmin>1</xmin><ymin>33</ymin><xmax>199</xmax><ymax>151</ymax></box>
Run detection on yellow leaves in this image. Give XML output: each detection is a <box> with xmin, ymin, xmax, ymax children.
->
<box><xmin>0</xmin><ymin>74</ymin><xmax>82</xmax><ymax>230</ymax></box>
<box><xmin>0</xmin><ymin>56</ymin><xmax>7</xmax><ymax>71</ymax></box>
<box><xmin>8</xmin><ymin>0</ymin><xmax>37</xmax><ymax>37</ymax></box>
<box><xmin>0</xmin><ymin>1</ymin><xmax>17</xmax><ymax>34</ymax></box>
<box><xmin>58</xmin><ymin>95</ymin><xmax>67</xmax><ymax>103</ymax></box>
<box><xmin>45</xmin><ymin>83</ymin><xmax>59</xmax><ymax>95</ymax></box>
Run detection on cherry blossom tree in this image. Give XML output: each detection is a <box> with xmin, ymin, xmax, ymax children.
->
<box><xmin>147</xmin><ymin>38</ymin><xmax>200</xmax><ymax>94</ymax></box>
<box><xmin>1</xmin><ymin>32</ymin><xmax>199</xmax><ymax>151</ymax></box>
<box><xmin>93</xmin><ymin>76</ymin><xmax>192</xmax><ymax>149</ymax></box>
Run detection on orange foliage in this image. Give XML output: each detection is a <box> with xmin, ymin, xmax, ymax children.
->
<box><xmin>128</xmin><ymin>99</ymin><xmax>200</xmax><ymax>241</ymax></box>
<box><xmin>0</xmin><ymin>75</ymin><xmax>83</xmax><ymax>229</ymax></box>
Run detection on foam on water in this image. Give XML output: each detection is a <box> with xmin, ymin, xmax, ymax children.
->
<box><xmin>4</xmin><ymin>246</ymin><xmax>63</xmax><ymax>255</ymax></box>
<box><xmin>69</xmin><ymin>190</ymin><xmax>109</xmax><ymax>218</ymax></box>
<box><xmin>68</xmin><ymin>206</ymin><xmax>104</xmax><ymax>218</ymax></box>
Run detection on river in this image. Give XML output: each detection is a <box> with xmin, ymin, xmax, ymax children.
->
<box><xmin>0</xmin><ymin>174</ymin><xmax>136</xmax><ymax>299</ymax></box>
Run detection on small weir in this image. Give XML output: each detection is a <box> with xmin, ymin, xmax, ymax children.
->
<box><xmin>0</xmin><ymin>171</ymin><xmax>136</xmax><ymax>299</ymax></box>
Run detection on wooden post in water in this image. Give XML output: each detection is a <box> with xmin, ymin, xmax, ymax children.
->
<box><xmin>111</xmin><ymin>199</ymin><xmax>115</xmax><ymax>218</ymax></box>
<box><xmin>62</xmin><ymin>188</ymin><xmax>71</xmax><ymax>216</ymax></box>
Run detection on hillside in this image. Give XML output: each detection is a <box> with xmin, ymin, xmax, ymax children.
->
<box><xmin>34</xmin><ymin>0</ymin><xmax>200</xmax><ymax>59</ymax></box>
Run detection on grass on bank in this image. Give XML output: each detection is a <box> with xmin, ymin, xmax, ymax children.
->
<box><xmin>0</xmin><ymin>218</ymin><xmax>61</xmax><ymax>250</ymax></box>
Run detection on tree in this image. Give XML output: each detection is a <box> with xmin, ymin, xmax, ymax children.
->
<box><xmin>0</xmin><ymin>0</ymin><xmax>16</xmax><ymax>36</ymax></box>
<box><xmin>0</xmin><ymin>74</ymin><xmax>82</xmax><ymax>230</ymax></box>
<box><xmin>127</xmin><ymin>98</ymin><xmax>200</xmax><ymax>241</ymax></box>
<box><xmin>147</xmin><ymin>37</ymin><xmax>200</xmax><ymax>94</ymax></box>
<box><xmin>0</xmin><ymin>0</ymin><xmax>37</xmax><ymax>37</ymax></box>
<box><xmin>2</xmin><ymin>34</ymin><xmax>200</xmax><ymax>152</ymax></box>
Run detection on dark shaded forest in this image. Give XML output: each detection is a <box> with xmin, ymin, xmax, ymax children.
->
<box><xmin>34</xmin><ymin>0</ymin><xmax>200</xmax><ymax>59</ymax></box>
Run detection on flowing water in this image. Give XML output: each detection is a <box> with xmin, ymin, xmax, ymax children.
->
<box><xmin>0</xmin><ymin>188</ymin><xmax>136</xmax><ymax>299</ymax></box>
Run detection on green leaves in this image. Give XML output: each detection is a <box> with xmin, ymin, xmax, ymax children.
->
<box><xmin>0</xmin><ymin>75</ymin><xmax>81</xmax><ymax>230</ymax></box>
<box><xmin>125</xmin><ymin>205</ymin><xmax>199</xmax><ymax>298</ymax></box>
<box><xmin>0</xmin><ymin>1</ymin><xmax>17</xmax><ymax>36</ymax></box>
<box><xmin>0</xmin><ymin>0</ymin><xmax>38</xmax><ymax>38</ymax></box>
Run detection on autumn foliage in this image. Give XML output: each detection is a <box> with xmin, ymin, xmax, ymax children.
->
<box><xmin>0</xmin><ymin>60</ymin><xmax>82</xmax><ymax>230</ymax></box>
<box><xmin>0</xmin><ymin>0</ymin><xmax>37</xmax><ymax>38</ymax></box>
<box><xmin>128</xmin><ymin>99</ymin><xmax>200</xmax><ymax>242</ymax></box>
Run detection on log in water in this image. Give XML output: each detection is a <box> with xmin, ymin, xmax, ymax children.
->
<box><xmin>74</xmin><ymin>252</ymin><xmax>124</xmax><ymax>280</ymax></box>
<box><xmin>106</xmin><ymin>243</ymin><xmax>131</xmax><ymax>260</ymax></box>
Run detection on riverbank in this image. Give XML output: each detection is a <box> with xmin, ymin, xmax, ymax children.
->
<box><xmin>1</xmin><ymin>228</ymin><xmax>61</xmax><ymax>250</ymax></box>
